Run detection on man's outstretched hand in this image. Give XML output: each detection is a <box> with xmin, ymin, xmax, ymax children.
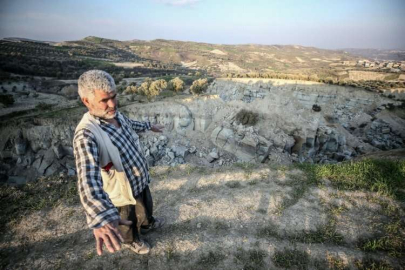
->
<box><xmin>93</xmin><ymin>218</ymin><xmax>132</xmax><ymax>256</ymax></box>
<box><xmin>151</xmin><ymin>124</ymin><xmax>164</xmax><ymax>133</ymax></box>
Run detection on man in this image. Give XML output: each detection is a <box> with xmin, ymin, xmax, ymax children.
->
<box><xmin>73</xmin><ymin>70</ymin><xmax>165</xmax><ymax>255</ymax></box>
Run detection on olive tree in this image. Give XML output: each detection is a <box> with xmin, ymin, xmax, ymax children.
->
<box><xmin>167</xmin><ymin>77</ymin><xmax>184</xmax><ymax>92</ymax></box>
<box><xmin>190</xmin><ymin>78</ymin><xmax>208</xmax><ymax>95</ymax></box>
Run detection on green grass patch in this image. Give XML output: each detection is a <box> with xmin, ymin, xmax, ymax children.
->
<box><xmin>225</xmin><ymin>181</ymin><xmax>243</xmax><ymax>188</ymax></box>
<box><xmin>196</xmin><ymin>250</ymin><xmax>226</xmax><ymax>268</ymax></box>
<box><xmin>297</xmin><ymin>159</ymin><xmax>405</xmax><ymax>201</ymax></box>
<box><xmin>355</xmin><ymin>258</ymin><xmax>394</xmax><ymax>270</ymax></box>
<box><xmin>272</xmin><ymin>248</ymin><xmax>309</xmax><ymax>269</ymax></box>
<box><xmin>291</xmin><ymin>222</ymin><xmax>344</xmax><ymax>244</ymax></box>
<box><xmin>359</xmin><ymin>233</ymin><xmax>404</xmax><ymax>258</ymax></box>
<box><xmin>234</xmin><ymin>247</ymin><xmax>267</xmax><ymax>270</ymax></box>
<box><xmin>258</xmin><ymin>220</ymin><xmax>344</xmax><ymax>245</ymax></box>
<box><xmin>233</xmin><ymin>162</ymin><xmax>257</xmax><ymax>179</ymax></box>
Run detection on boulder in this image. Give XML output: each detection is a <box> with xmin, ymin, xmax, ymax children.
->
<box><xmin>173</xmin><ymin>145</ymin><xmax>188</xmax><ymax>158</ymax></box>
<box><xmin>53</xmin><ymin>143</ymin><xmax>65</xmax><ymax>159</ymax></box>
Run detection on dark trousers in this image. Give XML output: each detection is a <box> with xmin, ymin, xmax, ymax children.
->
<box><xmin>117</xmin><ymin>186</ymin><xmax>154</xmax><ymax>243</ymax></box>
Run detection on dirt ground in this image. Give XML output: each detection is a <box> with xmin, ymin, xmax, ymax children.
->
<box><xmin>1</xmin><ymin>163</ymin><xmax>404</xmax><ymax>270</ymax></box>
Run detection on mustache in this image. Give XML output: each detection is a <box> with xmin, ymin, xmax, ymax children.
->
<box><xmin>106</xmin><ymin>107</ymin><xmax>117</xmax><ymax>112</ymax></box>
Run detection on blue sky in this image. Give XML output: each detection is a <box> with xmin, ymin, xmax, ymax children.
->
<box><xmin>0</xmin><ymin>0</ymin><xmax>404</xmax><ymax>49</ymax></box>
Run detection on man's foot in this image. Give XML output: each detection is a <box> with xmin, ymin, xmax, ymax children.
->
<box><xmin>141</xmin><ymin>217</ymin><xmax>166</xmax><ymax>234</ymax></box>
<box><xmin>122</xmin><ymin>240</ymin><xmax>150</xmax><ymax>255</ymax></box>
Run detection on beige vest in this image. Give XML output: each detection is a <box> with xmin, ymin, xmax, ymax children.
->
<box><xmin>75</xmin><ymin>112</ymin><xmax>137</xmax><ymax>207</ymax></box>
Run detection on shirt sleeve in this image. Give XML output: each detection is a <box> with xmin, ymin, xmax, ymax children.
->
<box><xmin>73</xmin><ymin>128</ymin><xmax>120</xmax><ymax>229</ymax></box>
<box><xmin>120</xmin><ymin>113</ymin><xmax>151</xmax><ymax>132</ymax></box>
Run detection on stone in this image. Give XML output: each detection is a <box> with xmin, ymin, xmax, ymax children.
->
<box><xmin>63</xmin><ymin>146</ymin><xmax>74</xmax><ymax>157</ymax></box>
<box><xmin>32</xmin><ymin>156</ymin><xmax>43</xmax><ymax>171</ymax></box>
<box><xmin>15</xmin><ymin>134</ymin><xmax>27</xmax><ymax>155</ymax></box>
<box><xmin>38</xmin><ymin>149</ymin><xmax>55</xmax><ymax>175</ymax></box>
<box><xmin>150</xmin><ymin>146</ymin><xmax>159</xmax><ymax>158</ymax></box>
<box><xmin>382</xmin><ymin>128</ymin><xmax>390</xmax><ymax>134</ymax></box>
<box><xmin>209</xmin><ymin>151</ymin><xmax>219</xmax><ymax>159</ymax></box>
<box><xmin>158</xmin><ymin>135</ymin><xmax>168</xmax><ymax>143</ymax></box>
<box><xmin>67</xmin><ymin>168</ymin><xmax>76</xmax><ymax>176</ymax></box>
<box><xmin>53</xmin><ymin>144</ymin><xmax>65</xmax><ymax>159</ymax></box>
<box><xmin>167</xmin><ymin>151</ymin><xmax>175</xmax><ymax>160</ymax></box>
<box><xmin>146</xmin><ymin>156</ymin><xmax>155</xmax><ymax>167</ymax></box>
<box><xmin>173</xmin><ymin>146</ymin><xmax>188</xmax><ymax>158</ymax></box>
<box><xmin>7</xmin><ymin>176</ymin><xmax>27</xmax><ymax>185</ymax></box>
<box><xmin>189</xmin><ymin>146</ymin><xmax>197</xmax><ymax>154</ymax></box>
<box><xmin>44</xmin><ymin>162</ymin><xmax>60</xmax><ymax>176</ymax></box>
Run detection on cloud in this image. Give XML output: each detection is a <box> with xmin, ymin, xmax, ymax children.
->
<box><xmin>153</xmin><ymin>0</ymin><xmax>201</xmax><ymax>6</ymax></box>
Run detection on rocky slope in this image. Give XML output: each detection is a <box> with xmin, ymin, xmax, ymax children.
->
<box><xmin>1</xmin><ymin>78</ymin><xmax>404</xmax><ymax>185</ymax></box>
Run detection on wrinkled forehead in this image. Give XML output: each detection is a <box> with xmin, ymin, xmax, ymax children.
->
<box><xmin>92</xmin><ymin>89</ymin><xmax>117</xmax><ymax>99</ymax></box>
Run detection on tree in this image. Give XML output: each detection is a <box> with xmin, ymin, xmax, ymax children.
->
<box><xmin>190</xmin><ymin>78</ymin><xmax>208</xmax><ymax>95</ymax></box>
<box><xmin>144</xmin><ymin>79</ymin><xmax>167</xmax><ymax>100</ymax></box>
<box><xmin>137</xmin><ymin>78</ymin><xmax>152</xmax><ymax>95</ymax></box>
<box><xmin>167</xmin><ymin>77</ymin><xmax>184</xmax><ymax>92</ymax></box>
<box><xmin>0</xmin><ymin>94</ymin><xmax>15</xmax><ymax>107</ymax></box>
<box><xmin>123</xmin><ymin>85</ymin><xmax>138</xmax><ymax>95</ymax></box>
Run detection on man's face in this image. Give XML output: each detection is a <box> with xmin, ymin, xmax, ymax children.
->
<box><xmin>83</xmin><ymin>89</ymin><xmax>118</xmax><ymax>119</ymax></box>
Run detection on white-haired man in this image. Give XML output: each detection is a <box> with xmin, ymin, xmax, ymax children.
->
<box><xmin>73</xmin><ymin>70</ymin><xmax>165</xmax><ymax>255</ymax></box>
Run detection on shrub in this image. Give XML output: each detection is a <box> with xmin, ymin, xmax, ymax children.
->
<box><xmin>136</xmin><ymin>78</ymin><xmax>167</xmax><ymax>101</ymax></box>
<box><xmin>235</xmin><ymin>109</ymin><xmax>259</xmax><ymax>126</ymax></box>
<box><xmin>0</xmin><ymin>94</ymin><xmax>15</xmax><ymax>107</ymax></box>
<box><xmin>123</xmin><ymin>85</ymin><xmax>138</xmax><ymax>95</ymax></box>
<box><xmin>145</xmin><ymin>79</ymin><xmax>167</xmax><ymax>100</ymax></box>
<box><xmin>167</xmin><ymin>77</ymin><xmax>184</xmax><ymax>92</ymax></box>
<box><xmin>190</xmin><ymin>78</ymin><xmax>208</xmax><ymax>95</ymax></box>
<box><xmin>35</xmin><ymin>102</ymin><xmax>53</xmax><ymax>110</ymax></box>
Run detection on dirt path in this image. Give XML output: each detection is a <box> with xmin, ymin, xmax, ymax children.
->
<box><xmin>1</xmin><ymin>164</ymin><xmax>404</xmax><ymax>269</ymax></box>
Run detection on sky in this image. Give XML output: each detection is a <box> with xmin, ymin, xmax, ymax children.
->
<box><xmin>0</xmin><ymin>0</ymin><xmax>404</xmax><ymax>49</ymax></box>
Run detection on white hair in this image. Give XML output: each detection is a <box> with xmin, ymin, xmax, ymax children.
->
<box><xmin>78</xmin><ymin>70</ymin><xmax>116</xmax><ymax>98</ymax></box>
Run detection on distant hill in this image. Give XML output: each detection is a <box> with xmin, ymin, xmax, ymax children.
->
<box><xmin>2</xmin><ymin>36</ymin><xmax>403</xmax><ymax>80</ymax></box>
<box><xmin>344</xmin><ymin>48</ymin><xmax>405</xmax><ymax>61</ymax></box>
<box><xmin>56</xmin><ymin>36</ymin><xmax>362</xmax><ymax>76</ymax></box>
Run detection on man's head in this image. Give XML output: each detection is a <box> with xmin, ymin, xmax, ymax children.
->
<box><xmin>78</xmin><ymin>70</ymin><xmax>118</xmax><ymax>119</ymax></box>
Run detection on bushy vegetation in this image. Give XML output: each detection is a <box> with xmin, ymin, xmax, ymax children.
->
<box><xmin>235</xmin><ymin>109</ymin><xmax>259</xmax><ymax>126</ymax></box>
<box><xmin>297</xmin><ymin>159</ymin><xmax>405</xmax><ymax>201</ymax></box>
<box><xmin>0</xmin><ymin>94</ymin><xmax>15</xmax><ymax>107</ymax></box>
<box><xmin>167</xmin><ymin>77</ymin><xmax>184</xmax><ymax>92</ymax></box>
<box><xmin>190</xmin><ymin>78</ymin><xmax>209</xmax><ymax>95</ymax></box>
<box><xmin>35</xmin><ymin>102</ymin><xmax>53</xmax><ymax>110</ymax></box>
<box><xmin>126</xmin><ymin>78</ymin><xmax>168</xmax><ymax>100</ymax></box>
<box><xmin>225</xmin><ymin>72</ymin><xmax>405</xmax><ymax>93</ymax></box>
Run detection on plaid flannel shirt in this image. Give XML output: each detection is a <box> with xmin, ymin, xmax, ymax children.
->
<box><xmin>73</xmin><ymin>111</ymin><xmax>151</xmax><ymax>229</ymax></box>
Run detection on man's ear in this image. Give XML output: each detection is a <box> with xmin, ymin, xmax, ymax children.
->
<box><xmin>81</xmin><ymin>97</ymin><xmax>90</xmax><ymax>108</ymax></box>
<box><xmin>82</xmin><ymin>97</ymin><xmax>89</xmax><ymax>107</ymax></box>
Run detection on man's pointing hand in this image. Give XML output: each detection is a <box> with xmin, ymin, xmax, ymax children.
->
<box><xmin>93</xmin><ymin>218</ymin><xmax>132</xmax><ymax>256</ymax></box>
<box><xmin>151</xmin><ymin>124</ymin><xmax>164</xmax><ymax>133</ymax></box>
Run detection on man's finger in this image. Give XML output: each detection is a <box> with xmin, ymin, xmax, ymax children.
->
<box><xmin>119</xmin><ymin>219</ymin><xmax>133</xmax><ymax>226</ymax></box>
<box><xmin>103</xmin><ymin>234</ymin><xmax>116</xmax><ymax>253</ymax></box>
<box><xmin>111</xmin><ymin>225</ymin><xmax>125</xmax><ymax>243</ymax></box>
<box><xmin>107</xmin><ymin>230</ymin><xmax>122</xmax><ymax>251</ymax></box>
<box><xmin>96</xmin><ymin>237</ymin><xmax>103</xmax><ymax>256</ymax></box>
